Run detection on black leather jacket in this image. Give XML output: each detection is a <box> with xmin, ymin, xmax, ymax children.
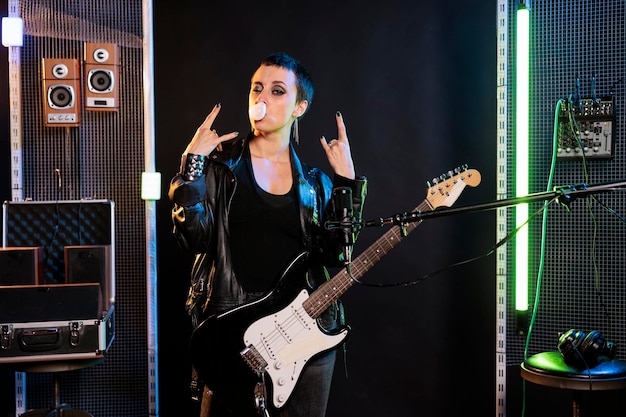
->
<box><xmin>169</xmin><ymin>136</ymin><xmax>367</xmax><ymax>328</ymax></box>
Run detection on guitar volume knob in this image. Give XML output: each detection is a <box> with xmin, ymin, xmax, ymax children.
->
<box><xmin>273</xmin><ymin>361</ymin><xmax>283</xmax><ymax>370</ymax></box>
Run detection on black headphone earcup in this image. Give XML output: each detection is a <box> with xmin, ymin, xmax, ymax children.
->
<box><xmin>583</xmin><ymin>330</ymin><xmax>617</xmax><ymax>362</ymax></box>
<box><xmin>558</xmin><ymin>329</ymin><xmax>587</xmax><ymax>368</ymax></box>
<box><xmin>580</xmin><ymin>330</ymin><xmax>602</xmax><ymax>366</ymax></box>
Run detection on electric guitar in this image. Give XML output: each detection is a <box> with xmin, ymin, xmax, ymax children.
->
<box><xmin>189</xmin><ymin>165</ymin><xmax>481</xmax><ymax>416</ymax></box>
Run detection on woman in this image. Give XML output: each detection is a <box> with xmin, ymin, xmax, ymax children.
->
<box><xmin>169</xmin><ymin>52</ymin><xmax>367</xmax><ymax>417</ymax></box>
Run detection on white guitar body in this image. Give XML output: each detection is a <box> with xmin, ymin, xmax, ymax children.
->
<box><xmin>242</xmin><ymin>289</ymin><xmax>349</xmax><ymax>408</ymax></box>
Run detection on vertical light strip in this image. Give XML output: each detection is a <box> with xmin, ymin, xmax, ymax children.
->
<box><xmin>142</xmin><ymin>0</ymin><xmax>159</xmax><ymax>415</ymax></box>
<box><xmin>515</xmin><ymin>2</ymin><xmax>530</xmax><ymax>312</ymax></box>
<box><xmin>6</xmin><ymin>0</ymin><xmax>23</xmax><ymax>203</ymax></box>
<box><xmin>5</xmin><ymin>0</ymin><xmax>26</xmax><ymax>414</ymax></box>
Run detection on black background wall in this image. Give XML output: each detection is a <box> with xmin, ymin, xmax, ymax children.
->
<box><xmin>1</xmin><ymin>1</ymin><xmax>498</xmax><ymax>416</ymax></box>
<box><xmin>152</xmin><ymin>1</ymin><xmax>496</xmax><ymax>417</ymax></box>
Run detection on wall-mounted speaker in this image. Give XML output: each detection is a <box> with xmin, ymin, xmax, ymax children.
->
<box><xmin>64</xmin><ymin>245</ymin><xmax>112</xmax><ymax>311</ymax></box>
<box><xmin>84</xmin><ymin>42</ymin><xmax>120</xmax><ymax>111</ymax></box>
<box><xmin>0</xmin><ymin>247</ymin><xmax>44</xmax><ymax>286</ymax></box>
<box><xmin>41</xmin><ymin>58</ymin><xmax>81</xmax><ymax>127</ymax></box>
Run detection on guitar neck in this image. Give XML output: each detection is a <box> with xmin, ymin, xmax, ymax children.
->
<box><xmin>304</xmin><ymin>199</ymin><xmax>432</xmax><ymax>319</ymax></box>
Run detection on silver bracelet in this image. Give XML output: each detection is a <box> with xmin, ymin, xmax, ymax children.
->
<box><xmin>182</xmin><ymin>153</ymin><xmax>207</xmax><ymax>181</ymax></box>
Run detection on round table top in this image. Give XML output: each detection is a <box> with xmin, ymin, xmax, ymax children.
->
<box><xmin>7</xmin><ymin>357</ymin><xmax>105</xmax><ymax>373</ymax></box>
<box><xmin>521</xmin><ymin>351</ymin><xmax>626</xmax><ymax>391</ymax></box>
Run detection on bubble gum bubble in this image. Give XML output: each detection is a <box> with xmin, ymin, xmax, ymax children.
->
<box><xmin>249</xmin><ymin>102</ymin><xmax>266</xmax><ymax>121</ymax></box>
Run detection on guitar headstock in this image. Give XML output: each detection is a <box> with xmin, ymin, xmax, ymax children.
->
<box><xmin>425</xmin><ymin>165</ymin><xmax>481</xmax><ymax>209</ymax></box>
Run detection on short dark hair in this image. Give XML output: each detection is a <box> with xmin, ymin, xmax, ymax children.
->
<box><xmin>259</xmin><ymin>52</ymin><xmax>314</xmax><ymax>114</ymax></box>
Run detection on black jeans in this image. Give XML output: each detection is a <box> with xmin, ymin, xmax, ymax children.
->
<box><xmin>206</xmin><ymin>350</ymin><xmax>337</xmax><ymax>417</ymax></box>
<box><xmin>277</xmin><ymin>349</ymin><xmax>336</xmax><ymax>417</ymax></box>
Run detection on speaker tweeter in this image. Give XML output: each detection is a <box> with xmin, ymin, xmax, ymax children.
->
<box><xmin>84</xmin><ymin>42</ymin><xmax>120</xmax><ymax>111</ymax></box>
<box><xmin>41</xmin><ymin>58</ymin><xmax>81</xmax><ymax>127</ymax></box>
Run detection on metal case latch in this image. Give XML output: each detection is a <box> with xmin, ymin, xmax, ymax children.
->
<box><xmin>69</xmin><ymin>322</ymin><xmax>83</xmax><ymax>346</ymax></box>
<box><xmin>1</xmin><ymin>325</ymin><xmax>12</xmax><ymax>349</ymax></box>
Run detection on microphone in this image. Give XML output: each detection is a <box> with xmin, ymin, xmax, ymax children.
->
<box><xmin>331</xmin><ymin>187</ymin><xmax>354</xmax><ymax>264</ymax></box>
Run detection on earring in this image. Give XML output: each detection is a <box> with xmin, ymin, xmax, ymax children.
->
<box><xmin>292</xmin><ymin>117</ymin><xmax>300</xmax><ymax>145</ymax></box>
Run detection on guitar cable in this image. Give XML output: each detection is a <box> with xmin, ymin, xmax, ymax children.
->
<box><xmin>348</xmin><ymin>201</ymin><xmax>558</xmax><ymax>289</ymax></box>
<box><xmin>254</xmin><ymin>374</ymin><xmax>271</xmax><ymax>417</ymax></box>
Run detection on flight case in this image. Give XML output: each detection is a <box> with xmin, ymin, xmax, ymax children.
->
<box><xmin>0</xmin><ymin>200</ymin><xmax>115</xmax><ymax>364</ymax></box>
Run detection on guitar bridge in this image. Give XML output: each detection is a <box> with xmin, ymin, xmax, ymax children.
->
<box><xmin>240</xmin><ymin>345</ymin><xmax>268</xmax><ymax>375</ymax></box>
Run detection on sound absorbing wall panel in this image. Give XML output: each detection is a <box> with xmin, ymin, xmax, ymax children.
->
<box><xmin>3</xmin><ymin>1</ymin><xmax>152</xmax><ymax>416</ymax></box>
<box><xmin>498</xmin><ymin>1</ymin><xmax>626</xmax><ymax>415</ymax></box>
<box><xmin>506</xmin><ymin>0</ymin><xmax>626</xmax><ymax>364</ymax></box>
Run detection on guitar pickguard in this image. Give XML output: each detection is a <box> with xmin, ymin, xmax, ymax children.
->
<box><xmin>243</xmin><ymin>289</ymin><xmax>349</xmax><ymax>408</ymax></box>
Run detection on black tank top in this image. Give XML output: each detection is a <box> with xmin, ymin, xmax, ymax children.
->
<box><xmin>229</xmin><ymin>153</ymin><xmax>303</xmax><ymax>293</ymax></box>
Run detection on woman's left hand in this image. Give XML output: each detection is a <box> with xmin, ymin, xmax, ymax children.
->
<box><xmin>319</xmin><ymin>111</ymin><xmax>356</xmax><ymax>179</ymax></box>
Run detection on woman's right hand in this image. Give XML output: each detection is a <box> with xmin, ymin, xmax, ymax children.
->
<box><xmin>183</xmin><ymin>103</ymin><xmax>239</xmax><ymax>156</ymax></box>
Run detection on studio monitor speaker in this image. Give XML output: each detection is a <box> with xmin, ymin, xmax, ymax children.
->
<box><xmin>84</xmin><ymin>42</ymin><xmax>120</xmax><ymax>111</ymax></box>
<box><xmin>0</xmin><ymin>247</ymin><xmax>44</xmax><ymax>285</ymax></box>
<box><xmin>65</xmin><ymin>245</ymin><xmax>113</xmax><ymax>311</ymax></box>
<box><xmin>41</xmin><ymin>58</ymin><xmax>81</xmax><ymax>127</ymax></box>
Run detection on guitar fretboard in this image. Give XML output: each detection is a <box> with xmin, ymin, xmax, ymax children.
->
<box><xmin>302</xmin><ymin>167</ymin><xmax>480</xmax><ymax>319</ymax></box>
<box><xmin>304</xmin><ymin>199</ymin><xmax>432</xmax><ymax>319</ymax></box>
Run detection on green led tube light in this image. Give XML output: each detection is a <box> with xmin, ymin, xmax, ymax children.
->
<box><xmin>515</xmin><ymin>4</ymin><xmax>529</xmax><ymax>312</ymax></box>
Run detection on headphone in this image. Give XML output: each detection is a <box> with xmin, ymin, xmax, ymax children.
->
<box><xmin>557</xmin><ymin>329</ymin><xmax>617</xmax><ymax>369</ymax></box>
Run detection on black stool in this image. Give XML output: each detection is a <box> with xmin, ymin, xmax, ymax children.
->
<box><xmin>15</xmin><ymin>358</ymin><xmax>104</xmax><ymax>417</ymax></box>
<box><xmin>520</xmin><ymin>351</ymin><xmax>626</xmax><ymax>417</ymax></box>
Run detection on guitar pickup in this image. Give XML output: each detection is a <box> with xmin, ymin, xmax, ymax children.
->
<box><xmin>240</xmin><ymin>345</ymin><xmax>268</xmax><ymax>375</ymax></box>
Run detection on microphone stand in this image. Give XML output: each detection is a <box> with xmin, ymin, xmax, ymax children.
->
<box><xmin>356</xmin><ymin>178</ymin><xmax>626</xmax><ymax>336</ymax></box>
<box><xmin>364</xmin><ymin>179</ymin><xmax>626</xmax><ymax>228</ymax></box>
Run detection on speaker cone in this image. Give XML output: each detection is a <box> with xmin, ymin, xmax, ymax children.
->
<box><xmin>48</xmin><ymin>85</ymin><xmax>74</xmax><ymax>108</ymax></box>
<box><xmin>88</xmin><ymin>69</ymin><xmax>114</xmax><ymax>93</ymax></box>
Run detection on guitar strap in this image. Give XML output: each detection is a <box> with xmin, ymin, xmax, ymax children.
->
<box><xmin>200</xmin><ymin>385</ymin><xmax>213</xmax><ymax>417</ymax></box>
<box><xmin>189</xmin><ymin>366</ymin><xmax>202</xmax><ymax>402</ymax></box>
<box><xmin>190</xmin><ymin>365</ymin><xmax>213</xmax><ymax>417</ymax></box>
